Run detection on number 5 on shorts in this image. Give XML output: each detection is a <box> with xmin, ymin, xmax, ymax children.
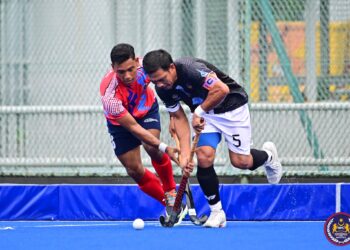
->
<box><xmin>232</xmin><ymin>134</ymin><xmax>241</xmax><ymax>147</ymax></box>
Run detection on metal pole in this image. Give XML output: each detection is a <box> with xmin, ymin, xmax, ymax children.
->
<box><xmin>194</xmin><ymin>0</ymin><xmax>206</xmax><ymax>59</ymax></box>
<box><xmin>319</xmin><ymin>0</ymin><xmax>330</xmax><ymax>100</ymax></box>
<box><xmin>305</xmin><ymin>0</ymin><xmax>318</xmax><ymax>101</ymax></box>
<box><xmin>244</xmin><ymin>0</ymin><xmax>251</xmax><ymax>98</ymax></box>
<box><xmin>227</xmin><ymin>0</ymin><xmax>240</xmax><ymax>81</ymax></box>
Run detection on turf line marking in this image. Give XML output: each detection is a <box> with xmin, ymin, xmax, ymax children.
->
<box><xmin>336</xmin><ymin>183</ymin><xmax>342</xmax><ymax>213</ymax></box>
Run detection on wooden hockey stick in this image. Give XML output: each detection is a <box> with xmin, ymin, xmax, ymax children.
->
<box><xmin>172</xmin><ymin>133</ymin><xmax>208</xmax><ymax>226</ymax></box>
<box><xmin>163</xmin><ymin>133</ymin><xmax>201</xmax><ymax>227</ymax></box>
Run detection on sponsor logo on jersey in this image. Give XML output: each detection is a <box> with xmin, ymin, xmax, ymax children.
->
<box><xmin>144</xmin><ymin>118</ymin><xmax>158</xmax><ymax>123</ymax></box>
<box><xmin>196</xmin><ymin>69</ymin><xmax>209</xmax><ymax>77</ymax></box>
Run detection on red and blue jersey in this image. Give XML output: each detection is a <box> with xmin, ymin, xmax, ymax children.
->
<box><xmin>100</xmin><ymin>66</ymin><xmax>156</xmax><ymax>126</ymax></box>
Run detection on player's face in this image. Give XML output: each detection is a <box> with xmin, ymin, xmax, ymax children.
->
<box><xmin>112</xmin><ymin>58</ymin><xmax>138</xmax><ymax>85</ymax></box>
<box><xmin>148</xmin><ymin>64</ymin><xmax>177</xmax><ymax>90</ymax></box>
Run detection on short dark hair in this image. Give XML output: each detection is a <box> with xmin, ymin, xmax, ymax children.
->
<box><xmin>143</xmin><ymin>49</ymin><xmax>173</xmax><ymax>74</ymax></box>
<box><xmin>110</xmin><ymin>43</ymin><xmax>135</xmax><ymax>65</ymax></box>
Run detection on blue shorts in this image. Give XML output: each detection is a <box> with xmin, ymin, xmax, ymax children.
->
<box><xmin>197</xmin><ymin>132</ymin><xmax>222</xmax><ymax>149</ymax></box>
<box><xmin>107</xmin><ymin>101</ymin><xmax>161</xmax><ymax>156</ymax></box>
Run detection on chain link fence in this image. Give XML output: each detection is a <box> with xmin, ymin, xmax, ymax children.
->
<box><xmin>0</xmin><ymin>0</ymin><xmax>349</xmax><ymax>177</ymax></box>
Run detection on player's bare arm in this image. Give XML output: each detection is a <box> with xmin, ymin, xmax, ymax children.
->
<box><xmin>201</xmin><ymin>79</ymin><xmax>229</xmax><ymax>111</ymax></box>
<box><xmin>117</xmin><ymin>112</ymin><xmax>180</xmax><ymax>165</ymax></box>
<box><xmin>169</xmin><ymin>116</ymin><xmax>176</xmax><ymax>137</ymax></box>
<box><xmin>169</xmin><ymin>106</ymin><xmax>192</xmax><ymax>170</ymax></box>
<box><xmin>192</xmin><ymin>75</ymin><xmax>229</xmax><ymax>133</ymax></box>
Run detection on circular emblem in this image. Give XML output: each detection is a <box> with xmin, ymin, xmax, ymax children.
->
<box><xmin>324</xmin><ymin>212</ymin><xmax>350</xmax><ymax>246</ymax></box>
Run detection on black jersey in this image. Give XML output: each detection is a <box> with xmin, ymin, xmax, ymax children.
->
<box><xmin>155</xmin><ymin>57</ymin><xmax>248</xmax><ymax>113</ymax></box>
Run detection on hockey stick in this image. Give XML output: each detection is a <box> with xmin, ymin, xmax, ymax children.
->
<box><xmin>185</xmin><ymin>180</ymin><xmax>208</xmax><ymax>225</ymax></box>
<box><xmin>172</xmin><ymin>132</ymin><xmax>208</xmax><ymax>225</ymax></box>
<box><xmin>161</xmin><ymin>133</ymin><xmax>201</xmax><ymax>227</ymax></box>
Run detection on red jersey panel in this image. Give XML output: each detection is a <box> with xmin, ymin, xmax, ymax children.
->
<box><xmin>100</xmin><ymin>67</ymin><xmax>155</xmax><ymax>126</ymax></box>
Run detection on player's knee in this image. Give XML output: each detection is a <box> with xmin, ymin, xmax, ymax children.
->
<box><xmin>125</xmin><ymin>165</ymin><xmax>144</xmax><ymax>180</ymax></box>
<box><xmin>230</xmin><ymin>156</ymin><xmax>251</xmax><ymax>169</ymax></box>
<box><xmin>144</xmin><ymin>143</ymin><xmax>162</xmax><ymax>158</ymax></box>
<box><xmin>196</xmin><ymin>147</ymin><xmax>215</xmax><ymax>166</ymax></box>
<box><xmin>147</xmin><ymin>149</ymin><xmax>163</xmax><ymax>162</ymax></box>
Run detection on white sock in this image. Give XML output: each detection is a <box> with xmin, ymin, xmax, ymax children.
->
<box><xmin>209</xmin><ymin>201</ymin><xmax>222</xmax><ymax>212</ymax></box>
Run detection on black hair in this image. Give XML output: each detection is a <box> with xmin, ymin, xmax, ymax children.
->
<box><xmin>143</xmin><ymin>49</ymin><xmax>174</xmax><ymax>74</ymax></box>
<box><xmin>110</xmin><ymin>43</ymin><xmax>135</xmax><ymax>65</ymax></box>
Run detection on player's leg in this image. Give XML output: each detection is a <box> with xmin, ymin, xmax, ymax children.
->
<box><xmin>143</xmin><ymin>128</ymin><xmax>176</xmax><ymax>193</ymax></box>
<box><xmin>142</xmin><ymin>129</ymin><xmax>179</xmax><ymax>215</ymax></box>
<box><xmin>143</xmin><ymin>130</ymin><xmax>188</xmax><ymax>225</ymax></box>
<box><xmin>220</xmin><ymin>104</ymin><xmax>282</xmax><ymax>183</ymax></box>
<box><xmin>228</xmin><ymin>146</ymin><xmax>282</xmax><ymax>184</ymax></box>
<box><xmin>117</xmin><ymin>147</ymin><xmax>165</xmax><ymax>205</ymax></box>
<box><xmin>225</xmin><ymin>129</ymin><xmax>267</xmax><ymax>171</ymax></box>
<box><xmin>138</xmin><ymin>103</ymin><xmax>177</xmax><ymax>203</ymax></box>
<box><xmin>109</xmin><ymin>126</ymin><xmax>165</xmax><ymax>205</ymax></box>
<box><xmin>138</xmin><ymin>102</ymin><xmax>187</xmax><ymax>224</ymax></box>
<box><xmin>196</xmin><ymin>133</ymin><xmax>226</xmax><ymax>228</ymax></box>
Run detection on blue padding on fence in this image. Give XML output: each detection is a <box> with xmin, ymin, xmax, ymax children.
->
<box><xmin>0</xmin><ymin>185</ymin><xmax>59</xmax><ymax>220</ymax></box>
<box><xmin>58</xmin><ymin>185</ymin><xmax>163</xmax><ymax>220</ymax></box>
<box><xmin>221</xmin><ymin>184</ymin><xmax>335</xmax><ymax>220</ymax></box>
<box><xmin>341</xmin><ymin>183</ymin><xmax>350</xmax><ymax>213</ymax></box>
<box><xmin>0</xmin><ymin>184</ymin><xmax>348</xmax><ymax>221</ymax></box>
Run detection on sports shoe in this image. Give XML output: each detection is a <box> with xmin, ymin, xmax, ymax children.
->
<box><xmin>164</xmin><ymin>189</ymin><xmax>177</xmax><ymax>215</ymax></box>
<box><xmin>262</xmin><ymin>141</ymin><xmax>283</xmax><ymax>184</ymax></box>
<box><xmin>203</xmin><ymin>209</ymin><xmax>226</xmax><ymax>228</ymax></box>
<box><xmin>164</xmin><ymin>189</ymin><xmax>188</xmax><ymax>226</ymax></box>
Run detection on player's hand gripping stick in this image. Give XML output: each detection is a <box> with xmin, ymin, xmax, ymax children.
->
<box><xmin>172</xmin><ymin>132</ymin><xmax>208</xmax><ymax>226</ymax></box>
<box><xmin>163</xmin><ymin>133</ymin><xmax>200</xmax><ymax>227</ymax></box>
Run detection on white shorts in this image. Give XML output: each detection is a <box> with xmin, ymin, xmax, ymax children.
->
<box><xmin>192</xmin><ymin>104</ymin><xmax>252</xmax><ymax>155</ymax></box>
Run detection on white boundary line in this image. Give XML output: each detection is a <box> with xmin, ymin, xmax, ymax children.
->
<box><xmin>336</xmin><ymin>183</ymin><xmax>342</xmax><ymax>213</ymax></box>
<box><xmin>0</xmin><ymin>221</ymin><xmax>325</xmax><ymax>231</ymax></box>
